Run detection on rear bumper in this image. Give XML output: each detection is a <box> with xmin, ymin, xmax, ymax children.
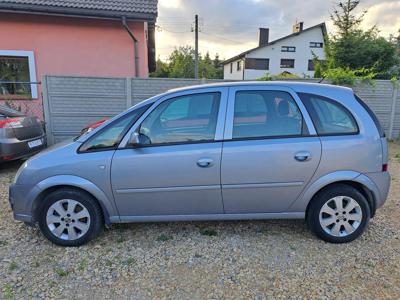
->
<box><xmin>0</xmin><ymin>135</ymin><xmax>46</xmax><ymax>162</ymax></box>
<box><xmin>364</xmin><ymin>171</ymin><xmax>391</xmax><ymax>209</ymax></box>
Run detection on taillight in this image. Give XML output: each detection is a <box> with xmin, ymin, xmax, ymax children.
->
<box><xmin>382</xmin><ymin>164</ymin><xmax>388</xmax><ymax>172</ymax></box>
<box><xmin>0</xmin><ymin>118</ymin><xmax>23</xmax><ymax>128</ymax></box>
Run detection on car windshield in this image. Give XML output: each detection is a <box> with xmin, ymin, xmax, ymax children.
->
<box><xmin>79</xmin><ymin>104</ymin><xmax>151</xmax><ymax>151</ymax></box>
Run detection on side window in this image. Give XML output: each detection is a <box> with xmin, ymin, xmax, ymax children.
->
<box><xmin>79</xmin><ymin>105</ymin><xmax>149</xmax><ymax>152</ymax></box>
<box><xmin>299</xmin><ymin>93</ymin><xmax>358</xmax><ymax>135</ymax></box>
<box><xmin>139</xmin><ymin>92</ymin><xmax>220</xmax><ymax>145</ymax></box>
<box><xmin>232</xmin><ymin>90</ymin><xmax>303</xmax><ymax>139</ymax></box>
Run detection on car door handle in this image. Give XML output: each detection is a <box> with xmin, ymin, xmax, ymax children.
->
<box><xmin>294</xmin><ymin>151</ymin><xmax>312</xmax><ymax>162</ymax></box>
<box><xmin>197</xmin><ymin>158</ymin><xmax>214</xmax><ymax>168</ymax></box>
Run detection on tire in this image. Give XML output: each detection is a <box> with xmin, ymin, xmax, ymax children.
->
<box><xmin>307</xmin><ymin>184</ymin><xmax>370</xmax><ymax>243</ymax></box>
<box><xmin>38</xmin><ymin>188</ymin><xmax>103</xmax><ymax>247</ymax></box>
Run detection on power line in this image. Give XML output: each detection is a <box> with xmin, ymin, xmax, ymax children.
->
<box><xmin>200</xmin><ymin>31</ymin><xmax>243</xmax><ymax>44</ymax></box>
<box><xmin>155</xmin><ymin>25</ymin><xmax>191</xmax><ymax>34</ymax></box>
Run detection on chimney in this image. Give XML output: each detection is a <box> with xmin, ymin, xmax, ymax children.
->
<box><xmin>259</xmin><ymin>28</ymin><xmax>269</xmax><ymax>46</ymax></box>
<box><xmin>292</xmin><ymin>21</ymin><xmax>304</xmax><ymax>33</ymax></box>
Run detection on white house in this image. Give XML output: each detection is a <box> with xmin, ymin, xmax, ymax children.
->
<box><xmin>223</xmin><ymin>22</ymin><xmax>327</xmax><ymax>80</ymax></box>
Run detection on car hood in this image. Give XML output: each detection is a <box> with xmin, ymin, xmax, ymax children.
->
<box><xmin>15</xmin><ymin>140</ymin><xmax>81</xmax><ymax>185</ymax></box>
<box><xmin>29</xmin><ymin>139</ymin><xmax>77</xmax><ymax>160</ymax></box>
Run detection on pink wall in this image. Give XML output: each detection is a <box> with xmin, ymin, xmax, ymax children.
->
<box><xmin>0</xmin><ymin>13</ymin><xmax>149</xmax><ymax>118</ymax></box>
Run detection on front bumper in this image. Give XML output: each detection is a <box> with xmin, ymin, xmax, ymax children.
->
<box><xmin>9</xmin><ymin>183</ymin><xmax>41</xmax><ymax>223</ymax></box>
<box><xmin>0</xmin><ymin>135</ymin><xmax>46</xmax><ymax>162</ymax></box>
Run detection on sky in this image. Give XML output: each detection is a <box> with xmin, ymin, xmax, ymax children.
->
<box><xmin>155</xmin><ymin>0</ymin><xmax>400</xmax><ymax>61</ymax></box>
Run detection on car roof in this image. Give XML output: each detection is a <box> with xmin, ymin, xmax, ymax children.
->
<box><xmin>167</xmin><ymin>81</ymin><xmax>354</xmax><ymax>99</ymax></box>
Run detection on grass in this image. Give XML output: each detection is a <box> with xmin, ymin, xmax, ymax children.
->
<box><xmin>123</xmin><ymin>257</ymin><xmax>136</xmax><ymax>266</ymax></box>
<box><xmin>199</xmin><ymin>228</ymin><xmax>218</xmax><ymax>236</ymax></box>
<box><xmin>8</xmin><ymin>261</ymin><xmax>17</xmax><ymax>272</ymax></box>
<box><xmin>105</xmin><ymin>259</ymin><xmax>113</xmax><ymax>267</ymax></box>
<box><xmin>116</xmin><ymin>236</ymin><xmax>125</xmax><ymax>243</ymax></box>
<box><xmin>156</xmin><ymin>234</ymin><xmax>173</xmax><ymax>242</ymax></box>
<box><xmin>32</xmin><ymin>261</ymin><xmax>40</xmax><ymax>268</ymax></box>
<box><xmin>78</xmin><ymin>259</ymin><xmax>88</xmax><ymax>271</ymax></box>
<box><xmin>395</xmin><ymin>151</ymin><xmax>400</xmax><ymax>160</ymax></box>
<box><xmin>3</xmin><ymin>284</ymin><xmax>14</xmax><ymax>300</ymax></box>
<box><xmin>55</xmin><ymin>268</ymin><xmax>69</xmax><ymax>277</ymax></box>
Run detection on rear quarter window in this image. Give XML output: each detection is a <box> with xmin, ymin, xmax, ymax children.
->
<box><xmin>354</xmin><ymin>94</ymin><xmax>385</xmax><ymax>137</ymax></box>
<box><xmin>298</xmin><ymin>93</ymin><xmax>358</xmax><ymax>135</ymax></box>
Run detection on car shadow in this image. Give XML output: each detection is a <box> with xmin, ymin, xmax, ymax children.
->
<box><xmin>100</xmin><ymin>218</ymin><xmax>313</xmax><ymax>245</ymax></box>
<box><xmin>0</xmin><ymin>160</ymin><xmax>23</xmax><ymax>174</ymax></box>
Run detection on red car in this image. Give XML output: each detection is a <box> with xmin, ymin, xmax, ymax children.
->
<box><xmin>80</xmin><ymin>118</ymin><xmax>109</xmax><ymax>135</ymax></box>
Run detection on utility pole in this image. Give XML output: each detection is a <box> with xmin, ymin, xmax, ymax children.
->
<box><xmin>194</xmin><ymin>14</ymin><xmax>199</xmax><ymax>79</ymax></box>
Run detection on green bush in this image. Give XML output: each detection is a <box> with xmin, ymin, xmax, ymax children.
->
<box><xmin>199</xmin><ymin>228</ymin><xmax>217</xmax><ymax>236</ymax></box>
<box><xmin>257</xmin><ymin>72</ymin><xmax>300</xmax><ymax>81</ymax></box>
<box><xmin>322</xmin><ymin>67</ymin><xmax>375</xmax><ymax>86</ymax></box>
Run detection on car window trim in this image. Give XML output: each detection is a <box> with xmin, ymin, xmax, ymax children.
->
<box><xmin>138</xmin><ymin>92</ymin><xmax>221</xmax><ymax>145</ymax></box>
<box><xmin>77</xmin><ymin>104</ymin><xmax>152</xmax><ymax>154</ymax></box>
<box><xmin>118</xmin><ymin>87</ymin><xmax>229</xmax><ymax>149</ymax></box>
<box><xmin>298</xmin><ymin>92</ymin><xmax>360</xmax><ymax>137</ymax></box>
<box><xmin>224</xmin><ymin>87</ymin><xmax>314</xmax><ymax>140</ymax></box>
<box><xmin>121</xmin><ymin>132</ymin><xmax>319</xmax><ymax>150</ymax></box>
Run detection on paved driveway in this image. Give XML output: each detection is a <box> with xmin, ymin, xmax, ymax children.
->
<box><xmin>0</xmin><ymin>144</ymin><xmax>399</xmax><ymax>299</ymax></box>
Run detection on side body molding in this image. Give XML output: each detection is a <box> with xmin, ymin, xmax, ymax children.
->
<box><xmin>35</xmin><ymin>175</ymin><xmax>119</xmax><ymax>224</ymax></box>
<box><xmin>288</xmin><ymin>170</ymin><xmax>379</xmax><ymax>212</ymax></box>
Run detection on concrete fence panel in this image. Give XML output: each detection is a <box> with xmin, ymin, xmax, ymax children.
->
<box><xmin>42</xmin><ymin>75</ymin><xmax>400</xmax><ymax>144</ymax></box>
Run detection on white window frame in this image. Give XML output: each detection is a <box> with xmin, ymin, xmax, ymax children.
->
<box><xmin>0</xmin><ymin>50</ymin><xmax>38</xmax><ymax>99</ymax></box>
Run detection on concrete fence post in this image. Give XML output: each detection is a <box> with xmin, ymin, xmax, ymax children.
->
<box><xmin>41</xmin><ymin>75</ymin><xmax>54</xmax><ymax>145</ymax></box>
<box><xmin>388</xmin><ymin>81</ymin><xmax>399</xmax><ymax>140</ymax></box>
<box><xmin>126</xmin><ymin>77</ymin><xmax>132</xmax><ymax>109</ymax></box>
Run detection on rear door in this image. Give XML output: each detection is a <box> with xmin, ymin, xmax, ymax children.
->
<box><xmin>221</xmin><ymin>86</ymin><xmax>321</xmax><ymax>213</ymax></box>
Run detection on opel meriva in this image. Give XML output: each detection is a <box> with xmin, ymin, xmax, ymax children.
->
<box><xmin>9</xmin><ymin>82</ymin><xmax>390</xmax><ymax>246</ymax></box>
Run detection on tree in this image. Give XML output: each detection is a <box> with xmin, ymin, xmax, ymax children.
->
<box><xmin>149</xmin><ymin>59</ymin><xmax>170</xmax><ymax>78</ymax></box>
<box><xmin>150</xmin><ymin>46</ymin><xmax>223</xmax><ymax>79</ymax></box>
<box><xmin>168</xmin><ymin>46</ymin><xmax>196</xmax><ymax>78</ymax></box>
<box><xmin>331</xmin><ymin>0</ymin><xmax>366</xmax><ymax>37</ymax></box>
<box><xmin>388</xmin><ymin>29</ymin><xmax>400</xmax><ymax>78</ymax></box>
<box><xmin>213</xmin><ymin>54</ymin><xmax>224</xmax><ymax>79</ymax></box>
<box><xmin>328</xmin><ymin>0</ymin><xmax>397</xmax><ymax>79</ymax></box>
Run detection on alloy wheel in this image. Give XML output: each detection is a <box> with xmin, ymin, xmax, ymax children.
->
<box><xmin>46</xmin><ymin>199</ymin><xmax>91</xmax><ymax>240</ymax></box>
<box><xmin>319</xmin><ymin>196</ymin><xmax>363</xmax><ymax>237</ymax></box>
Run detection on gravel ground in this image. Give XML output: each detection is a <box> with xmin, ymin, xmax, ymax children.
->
<box><xmin>0</xmin><ymin>144</ymin><xmax>399</xmax><ymax>299</ymax></box>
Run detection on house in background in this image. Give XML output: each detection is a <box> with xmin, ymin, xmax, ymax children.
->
<box><xmin>0</xmin><ymin>0</ymin><xmax>158</xmax><ymax>117</ymax></box>
<box><xmin>223</xmin><ymin>22</ymin><xmax>327</xmax><ymax>80</ymax></box>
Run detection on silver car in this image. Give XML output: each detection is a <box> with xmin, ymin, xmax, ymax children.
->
<box><xmin>0</xmin><ymin>105</ymin><xmax>46</xmax><ymax>163</ymax></box>
<box><xmin>9</xmin><ymin>82</ymin><xmax>390</xmax><ymax>246</ymax></box>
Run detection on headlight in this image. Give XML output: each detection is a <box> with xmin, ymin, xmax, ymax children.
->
<box><xmin>13</xmin><ymin>161</ymin><xmax>28</xmax><ymax>184</ymax></box>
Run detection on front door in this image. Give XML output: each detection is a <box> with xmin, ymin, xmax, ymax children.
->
<box><xmin>111</xmin><ymin>89</ymin><xmax>228</xmax><ymax>217</ymax></box>
<box><xmin>221</xmin><ymin>86</ymin><xmax>321</xmax><ymax>213</ymax></box>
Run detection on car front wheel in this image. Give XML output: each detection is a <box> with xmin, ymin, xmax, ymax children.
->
<box><xmin>307</xmin><ymin>184</ymin><xmax>371</xmax><ymax>243</ymax></box>
<box><xmin>38</xmin><ymin>188</ymin><xmax>103</xmax><ymax>247</ymax></box>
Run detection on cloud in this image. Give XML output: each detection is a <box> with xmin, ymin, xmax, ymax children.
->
<box><xmin>156</xmin><ymin>0</ymin><xmax>400</xmax><ymax>61</ymax></box>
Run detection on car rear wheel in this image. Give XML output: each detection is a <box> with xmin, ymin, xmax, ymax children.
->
<box><xmin>307</xmin><ymin>184</ymin><xmax>370</xmax><ymax>243</ymax></box>
<box><xmin>38</xmin><ymin>188</ymin><xmax>103</xmax><ymax>247</ymax></box>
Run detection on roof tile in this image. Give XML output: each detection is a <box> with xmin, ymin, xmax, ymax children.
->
<box><xmin>0</xmin><ymin>0</ymin><xmax>158</xmax><ymax>14</ymax></box>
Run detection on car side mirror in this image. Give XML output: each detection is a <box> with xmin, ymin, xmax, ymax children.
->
<box><xmin>129</xmin><ymin>132</ymin><xmax>142</xmax><ymax>148</ymax></box>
